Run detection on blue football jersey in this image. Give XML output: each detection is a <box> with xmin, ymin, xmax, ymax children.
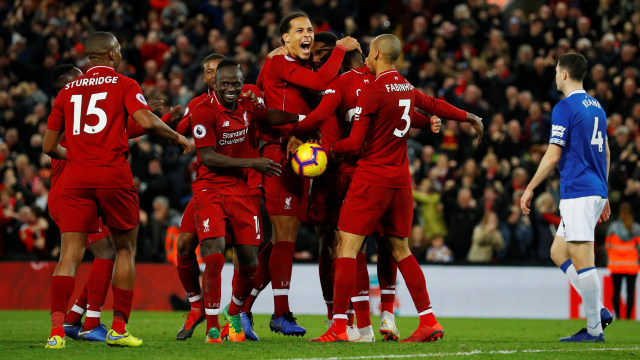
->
<box><xmin>549</xmin><ymin>90</ymin><xmax>608</xmax><ymax>199</ymax></box>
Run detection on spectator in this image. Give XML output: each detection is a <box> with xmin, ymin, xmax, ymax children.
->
<box><xmin>445</xmin><ymin>187</ymin><xmax>481</xmax><ymax>260</ymax></box>
<box><xmin>413</xmin><ymin>178</ymin><xmax>447</xmax><ymax>240</ymax></box>
<box><xmin>139</xmin><ymin>195</ymin><xmax>180</xmax><ymax>262</ymax></box>
<box><xmin>467</xmin><ymin>211</ymin><xmax>504</xmax><ymax>262</ymax></box>
<box><xmin>426</xmin><ymin>234</ymin><xmax>453</xmax><ymax>263</ymax></box>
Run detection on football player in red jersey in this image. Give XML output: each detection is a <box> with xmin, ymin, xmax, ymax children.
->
<box><xmin>45</xmin><ymin>65</ymin><xmax>180</xmax><ymax>342</ymax></box>
<box><xmin>271</xmin><ymin>36</ymin><xmax>442</xmax><ymax>342</ymax></box>
<box><xmin>43</xmin><ymin>32</ymin><xmax>190</xmax><ymax>349</ymax></box>
<box><xmin>311</xmin><ymin>34</ymin><xmax>483</xmax><ymax>343</ymax></box>
<box><xmin>245</xmin><ymin>11</ymin><xmax>361</xmax><ymax>338</ymax></box>
<box><xmin>174</xmin><ymin>53</ymin><xmax>225</xmax><ymax>341</ymax></box>
<box><xmin>189</xmin><ymin>59</ymin><xmax>287</xmax><ymax>344</ymax></box>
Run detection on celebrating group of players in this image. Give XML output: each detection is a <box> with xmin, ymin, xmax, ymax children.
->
<box><xmin>43</xmin><ymin>11</ymin><xmax>485</xmax><ymax>349</ymax></box>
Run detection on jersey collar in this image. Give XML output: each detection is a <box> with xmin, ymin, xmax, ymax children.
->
<box><xmin>567</xmin><ymin>89</ymin><xmax>586</xmax><ymax>97</ymax></box>
<box><xmin>87</xmin><ymin>65</ymin><xmax>116</xmax><ymax>74</ymax></box>
<box><xmin>375</xmin><ymin>69</ymin><xmax>398</xmax><ymax>81</ymax></box>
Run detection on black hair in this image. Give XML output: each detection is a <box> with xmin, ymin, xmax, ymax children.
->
<box><xmin>558</xmin><ymin>53</ymin><xmax>588</xmax><ymax>82</ymax></box>
<box><xmin>216</xmin><ymin>59</ymin><xmax>240</xmax><ymax>73</ymax></box>
<box><xmin>50</xmin><ymin>64</ymin><xmax>78</xmax><ymax>93</ymax></box>
<box><xmin>201</xmin><ymin>53</ymin><xmax>226</xmax><ymax>68</ymax></box>
<box><xmin>279</xmin><ymin>11</ymin><xmax>309</xmax><ymax>35</ymax></box>
<box><xmin>314</xmin><ymin>32</ymin><xmax>338</xmax><ymax>47</ymax></box>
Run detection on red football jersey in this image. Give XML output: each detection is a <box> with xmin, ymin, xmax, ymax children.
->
<box><xmin>256</xmin><ymin>47</ymin><xmax>346</xmax><ymax>144</ymax></box>
<box><xmin>332</xmin><ymin>69</ymin><xmax>466</xmax><ymax>188</ymax></box>
<box><xmin>190</xmin><ymin>90</ymin><xmax>267</xmax><ymax>195</ymax></box>
<box><xmin>176</xmin><ymin>91</ymin><xmax>211</xmax><ymax>136</ymax></box>
<box><xmin>47</xmin><ymin>66</ymin><xmax>151</xmax><ymax>188</ymax></box>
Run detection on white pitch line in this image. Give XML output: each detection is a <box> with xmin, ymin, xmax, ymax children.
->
<box><xmin>274</xmin><ymin>346</ymin><xmax>640</xmax><ymax>360</ymax></box>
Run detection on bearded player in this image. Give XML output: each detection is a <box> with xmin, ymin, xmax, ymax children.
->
<box><xmin>242</xmin><ymin>12</ymin><xmax>360</xmax><ymax>337</ymax></box>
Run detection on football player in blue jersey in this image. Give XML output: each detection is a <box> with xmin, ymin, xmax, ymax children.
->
<box><xmin>521</xmin><ymin>53</ymin><xmax>612</xmax><ymax>342</ymax></box>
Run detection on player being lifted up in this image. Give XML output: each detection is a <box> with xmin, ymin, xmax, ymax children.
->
<box><xmin>46</xmin><ymin>65</ymin><xmax>180</xmax><ymax>343</ymax></box>
<box><xmin>521</xmin><ymin>53</ymin><xmax>612</xmax><ymax>342</ymax></box>
<box><xmin>310</xmin><ymin>34</ymin><xmax>483</xmax><ymax>343</ymax></box>
<box><xmin>43</xmin><ymin>32</ymin><xmax>190</xmax><ymax>349</ymax></box>
<box><xmin>243</xmin><ymin>11</ymin><xmax>361</xmax><ymax>338</ymax></box>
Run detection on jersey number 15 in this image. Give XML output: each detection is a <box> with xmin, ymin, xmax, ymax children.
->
<box><xmin>70</xmin><ymin>92</ymin><xmax>108</xmax><ymax>135</ymax></box>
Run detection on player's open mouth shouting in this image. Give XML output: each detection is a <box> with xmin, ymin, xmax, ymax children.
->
<box><xmin>300</xmin><ymin>41</ymin><xmax>311</xmax><ymax>57</ymax></box>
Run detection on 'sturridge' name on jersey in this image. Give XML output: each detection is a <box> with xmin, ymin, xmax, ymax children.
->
<box><xmin>385</xmin><ymin>83</ymin><xmax>414</xmax><ymax>92</ymax></box>
<box><xmin>219</xmin><ymin>127</ymin><xmax>247</xmax><ymax>146</ymax></box>
<box><xmin>582</xmin><ymin>98</ymin><xmax>602</xmax><ymax>109</ymax></box>
<box><xmin>64</xmin><ymin>76</ymin><xmax>119</xmax><ymax>90</ymax></box>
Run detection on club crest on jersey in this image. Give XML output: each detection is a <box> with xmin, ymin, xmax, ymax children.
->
<box><xmin>136</xmin><ymin>93</ymin><xmax>147</xmax><ymax>105</ymax></box>
<box><xmin>193</xmin><ymin>124</ymin><xmax>206</xmax><ymax>139</ymax></box>
<box><xmin>203</xmin><ymin>218</ymin><xmax>210</xmax><ymax>232</ymax></box>
<box><xmin>284</xmin><ymin>197</ymin><xmax>292</xmax><ymax>210</ymax></box>
<box><xmin>243</xmin><ymin>112</ymin><xmax>249</xmax><ymax>126</ymax></box>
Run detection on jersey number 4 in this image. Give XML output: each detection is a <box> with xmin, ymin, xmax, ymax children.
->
<box><xmin>393</xmin><ymin>99</ymin><xmax>411</xmax><ymax>138</ymax></box>
<box><xmin>591</xmin><ymin>116</ymin><xmax>603</xmax><ymax>152</ymax></box>
<box><xmin>70</xmin><ymin>92</ymin><xmax>108</xmax><ymax>135</ymax></box>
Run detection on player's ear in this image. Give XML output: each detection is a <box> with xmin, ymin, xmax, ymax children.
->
<box><xmin>282</xmin><ymin>33</ymin><xmax>290</xmax><ymax>45</ymax></box>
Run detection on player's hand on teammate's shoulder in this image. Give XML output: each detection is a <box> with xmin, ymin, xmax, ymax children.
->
<box><xmin>267</xmin><ymin>46</ymin><xmax>289</xmax><ymax>59</ymax></box>
<box><xmin>336</xmin><ymin>36</ymin><xmax>362</xmax><ymax>53</ymax></box>
<box><xmin>466</xmin><ymin>112</ymin><xmax>483</xmax><ymax>144</ymax></box>
<box><xmin>252</xmin><ymin>157</ymin><xmax>282</xmax><ymax>177</ymax></box>
<box><xmin>430</xmin><ymin>115</ymin><xmax>442</xmax><ymax>133</ymax></box>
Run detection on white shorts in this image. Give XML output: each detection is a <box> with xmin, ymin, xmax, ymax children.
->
<box><xmin>556</xmin><ymin>196</ymin><xmax>606</xmax><ymax>241</ymax></box>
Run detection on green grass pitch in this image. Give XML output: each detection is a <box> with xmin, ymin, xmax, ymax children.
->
<box><xmin>1</xmin><ymin>311</ymin><xmax>639</xmax><ymax>359</ymax></box>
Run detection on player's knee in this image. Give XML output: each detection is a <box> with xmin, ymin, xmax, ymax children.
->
<box><xmin>201</xmin><ymin>237</ymin><xmax>224</xmax><ymax>255</ymax></box>
<box><xmin>389</xmin><ymin>241</ymin><xmax>411</xmax><ymax>262</ymax></box>
<box><xmin>236</xmin><ymin>246</ymin><xmax>258</xmax><ymax>267</ymax></box>
<box><xmin>176</xmin><ymin>233</ymin><xmax>196</xmax><ymax>256</ymax></box>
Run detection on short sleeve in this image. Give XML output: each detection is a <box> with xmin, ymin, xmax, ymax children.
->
<box><xmin>191</xmin><ymin>104</ymin><xmax>217</xmax><ymax>149</ymax></box>
<box><xmin>122</xmin><ymin>78</ymin><xmax>152</xmax><ymax>116</ymax></box>
<box><xmin>47</xmin><ymin>94</ymin><xmax>65</xmax><ymax>131</ymax></box>
<box><xmin>550</xmin><ymin>101</ymin><xmax>570</xmax><ymax>147</ymax></box>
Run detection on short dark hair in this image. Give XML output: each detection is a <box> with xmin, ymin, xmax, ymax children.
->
<box><xmin>202</xmin><ymin>53</ymin><xmax>226</xmax><ymax>68</ymax></box>
<box><xmin>314</xmin><ymin>32</ymin><xmax>337</xmax><ymax>47</ymax></box>
<box><xmin>279</xmin><ymin>12</ymin><xmax>309</xmax><ymax>35</ymax></box>
<box><xmin>216</xmin><ymin>59</ymin><xmax>240</xmax><ymax>73</ymax></box>
<box><xmin>558</xmin><ymin>53</ymin><xmax>587</xmax><ymax>82</ymax></box>
<box><xmin>50</xmin><ymin>64</ymin><xmax>77</xmax><ymax>93</ymax></box>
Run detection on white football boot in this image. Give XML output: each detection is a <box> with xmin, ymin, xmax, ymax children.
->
<box><xmin>379</xmin><ymin>311</ymin><xmax>399</xmax><ymax>341</ymax></box>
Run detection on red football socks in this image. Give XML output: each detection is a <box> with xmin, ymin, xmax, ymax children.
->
<box><xmin>111</xmin><ymin>286</ymin><xmax>133</xmax><ymax>334</ymax></box>
<box><xmin>202</xmin><ymin>253</ymin><xmax>224</xmax><ymax>332</ymax></box>
<box><xmin>228</xmin><ymin>265</ymin><xmax>256</xmax><ymax>316</ymax></box>
<box><xmin>332</xmin><ymin>257</ymin><xmax>356</xmax><ymax>319</ymax></box>
<box><xmin>65</xmin><ymin>284</ymin><xmax>87</xmax><ymax>325</ymax></box>
<box><xmin>397</xmin><ymin>256</ymin><xmax>435</xmax><ymax>325</ymax></box>
<box><xmin>177</xmin><ymin>253</ymin><xmax>203</xmax><ymax>313</ymax></box>
<box><xmin>318</xmin><ymin>253</ymin><xmax>334</xmax><ymax>320</ymax></box>
<box><xmin>270</xmin><ymin>241</ymin><xmax>295</xmax><ymax>318</ymax></box>
<box><xmin>244</xmin><ymin>241</ymin><xmax>273</xmax><ymax>313</ymax></box>
<box><xmin>50</xmin><ymin>275</ymin><xmax>75</xmax><ymax>338</ymax></box>
<box><xmin>83</xmin><ymin>258</ymin><xmax>114</xmax><ymax>330</ymax></box>
<box><xmin>352</xmin><ymin>252</ymin><xmax>371</xmax><ymax>328</ymax></box>
<box><xmin>377</xmin><ymin>242</ymin><xmax>397</xmax><ymax>314</ymax></box>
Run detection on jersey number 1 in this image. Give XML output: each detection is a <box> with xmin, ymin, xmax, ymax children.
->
<box><xmin>70</xmin><ymin>92</ymin><xmax>108</xmax><ymax>135</ymax></box>
<box><xmin>393</xmin><ymin>99</ymin><xmax>411</xmax><ymax>137</ymax></box>
<box><xmin>591</xmin><ymin>116</ymin><xmax>603</xmax><ymax>152</ymax></box>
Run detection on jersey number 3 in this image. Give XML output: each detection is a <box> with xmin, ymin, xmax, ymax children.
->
<box><xmin>393</xmin><ymin>99</ymin><xmax>411</xmax><ymax>138</ymax></box>
<box><xmin>591</xmin><ymin>116</ymin><xmax>603</xmax><ymax>152</ymax></box>
<box><xmin>70</xmin><ymin>92</ymin><xmax>108</xmax><ymax>135</ymax></box>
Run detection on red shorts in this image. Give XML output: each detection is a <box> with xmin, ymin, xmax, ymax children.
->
<box><xmin>59</xmin><ymin>187</ymin><xmax>140</xmax><ymax>233</ymax></box>
<box><xmin>179</xmin><ymin>199</ymin><xmax>197</xmax><ymax>234</ymax></box>
<box><xmin>192</xmin><ymin>192</ymin><xmax>262</xmax><ymax>246</ymax></box>
<box><xmin>261</xmin><ymin>143</ymin><xmax>309</xmax><ymax>221</ymax></box>
<box><xmin>337</xmin><ymin>182</ymin><xmax>413</xmax><ymax>238</ymax></box>
<box><xmin>50</xmin><ymin>185</ymin><xmax>111</xmax><ymax>246</ymax></box>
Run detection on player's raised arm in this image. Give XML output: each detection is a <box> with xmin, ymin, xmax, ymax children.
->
<box><xmin>413</xmin><ymin>89</ymin><xmax>484</xmax><ymax>142</ymax></box>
